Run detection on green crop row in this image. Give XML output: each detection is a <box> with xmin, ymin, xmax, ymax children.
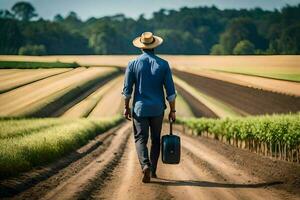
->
<box><xmin>177</xmin><ymin>113</ymin><xmax>300</xmax><ymax>148</ymax></box>
<box><xmin>0</xmin><ymin>116</ymin><xmax>122</xmax><ymax>178</ymax></box>
<box><xmin>0</xmin><ymin>118</ymin><xmax>68</xmax><ymax>139</ymax></box>
<box><xmin>0</xmin><ymin>61</ymin><xmax>79</xmax><ymax>69</ymax></box>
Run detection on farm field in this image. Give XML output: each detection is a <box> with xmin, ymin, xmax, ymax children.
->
<box><xmin>0</xmin><ymin>68</ymin><xmax>72</xmax><ymax>93</ymax></box>
<box><xmin>179</xmin><ymin>69</ymin><xmax>300</xmax><ymax>97</ymax></box>
<box><xmin>0</xmin><ymin>56</ymin><xmax>299</xmax><ymax>200</ymax></box>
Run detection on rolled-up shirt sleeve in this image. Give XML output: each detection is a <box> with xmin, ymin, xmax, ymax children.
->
<box><xmin>122</xmin><ymin>61</ymin><xmax>134</xmax><ymax>99</ymax></box>
<box><xmin>164</xmin><ymin>63</ymin><xmax>177</xmax><ymax>102</ymax></box>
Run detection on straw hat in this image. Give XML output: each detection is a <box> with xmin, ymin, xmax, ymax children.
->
<box><xmin>132</xmin><ymin>32</ymin><xmax>163</xmax><ymax>49</ymax></box>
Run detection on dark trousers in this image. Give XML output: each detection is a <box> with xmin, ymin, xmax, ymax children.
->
<box><xmin>132</xmin><ymin>113</ymin><xmax>164</xmax><ymax>173</ymax></box>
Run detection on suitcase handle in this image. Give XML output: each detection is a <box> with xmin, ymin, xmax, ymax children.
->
<box><xmin>169</xmin><ymin>119</ymin><xmax>173</xmax><ymax>135</ymax></box>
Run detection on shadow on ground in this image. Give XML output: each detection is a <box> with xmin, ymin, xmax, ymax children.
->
<box><xmin>150</xmin><ymin>178</ymin><xmax>283</xmax><ymax>188</ymax></box>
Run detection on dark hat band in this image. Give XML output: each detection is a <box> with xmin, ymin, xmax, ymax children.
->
<box><xmin>140</xmin><ymin>37</ymin><xmax>155</xmax><ymax>44</ymax></box>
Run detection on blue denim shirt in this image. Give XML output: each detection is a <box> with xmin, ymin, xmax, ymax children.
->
<box><xmin>122</xmin><ymin>51</ymin><xmax>176</xmax><ymax>117</ymax></box>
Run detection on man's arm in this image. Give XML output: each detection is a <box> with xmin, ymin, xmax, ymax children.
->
<box><xmin>164</xmin><ymin>63</ymin><xmax>177</xmax><ymax>121</ymax></box>
<box><xmin>122</xmin><ymin>62</ymin><xmax>134</xmax><ymax>120</ymax></box>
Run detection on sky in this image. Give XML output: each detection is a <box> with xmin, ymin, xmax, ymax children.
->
<box><xmin>0</xmin><ymin>0</ymin><xmax>300</xmax><ymax>20</ymax></box>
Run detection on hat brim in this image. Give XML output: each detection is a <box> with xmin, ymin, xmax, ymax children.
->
<box><xmin>132</xmin><ymin>35</ymin><xmax>163</xmax><ymax>49</ymax></box>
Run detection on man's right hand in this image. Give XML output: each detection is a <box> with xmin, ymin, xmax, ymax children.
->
<box><xmin>168</xmin><ymin>111</ymin><xmax>176</xmax><ymax>122</ymax></box>
<box><xmin>123</xmin><ymin>107</ymin><xmax>131</xmax><ymax>121</ymax></box>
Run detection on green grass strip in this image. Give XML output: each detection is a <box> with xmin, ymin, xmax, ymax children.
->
<box><xmin>0</xmin><ymin>118</ymin><xmax>68</xmax><ymax>139</ymax></box>
<box><xmin>212</xmin><ymin>69</ymin><xmax>300</xmax><ymax>82</ymax></box>
<box><xmin>0</xmin><ymin>116</ymin><xmax>122</xmax><ymax>178</ymax></box>
<box><xmin>0</xmin><ymin>61</ymin><xmax>80</xmax><ymax>69</ymax></box>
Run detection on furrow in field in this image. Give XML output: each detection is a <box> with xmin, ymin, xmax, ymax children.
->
<box><xmin>174</xmin><ymin>75</ymin><xmax>245</xmax><ymax>118</ymax></box>
<box><xmin>173</xmin><ymin>93</ymin><xmax>194</xmax><ymax>118</ymax></box>
<box><xmin>0</xmin><ymin>67</ymin><xmax>86</xmax><ymax>115</ymax></box>
<box><xmin>0</xmin><ymin>69</ymin><xmax>47</xmax><ymax>82</ymax></box>
<box><xmin>0</xmin><ymin>68</ymin><xmax>72</xmax><ymax>93</ymax></box>
<box><xmin>0</xmin><ymin>67</ymin><xmax>116</xmax><ymax>116</ymax></box>
<box><xmin>0</xmin><ymin>69</ymin><xmax>38</xmax><ymax>80</ymax></box>
<box><xmin>174</xmin><ymin>70</ymin><xmax>300</xmax><ymax>115</ymax></box>
<box><xmin>184</xmin><ymin>69</ymin><xmax>300</xmax><ymax>97</ymax></box>
<box><xmin>88</xmin><ymin>76</ymin><xmax>124</xmax><ymax>118</ymax></box>
<box><xmin>176</xmin><ymin>84</ymin><xmax>218</xmax><ymax>118</ymax></box>
<box><xmin>61</xmin><ymin>75</ymin><xmax>123</xmax><ymax>118</ymax></box>
<box><xmin>49</xmin><ymin>70</ymin><xmax>120</xmax><ymax>117</ymax></box>
<box><xmin>0</xmin><ymin>69</ymin><xmax>24</xmax><ymax>77</ymax></box>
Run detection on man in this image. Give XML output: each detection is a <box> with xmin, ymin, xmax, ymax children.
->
<box><xmin>122</xmin><ymin>32</ymin><xmax>176</xmax><ymax>183</ymax></box>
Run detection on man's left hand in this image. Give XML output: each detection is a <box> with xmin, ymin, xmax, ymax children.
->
<box><xmin>123</xmin><ymin>107</ymin><xmax>132</xmax><ymax>121</ymax></box>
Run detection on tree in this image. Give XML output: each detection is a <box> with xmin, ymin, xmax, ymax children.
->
<box><xmin>0</xmin><ymin>19</ymin><xmax>23</xmax><ymax>54</ymax></box>
<box><xmin>219</xmin><ymin>18</ymin><xmax>266</xmax><ymax>54</ymax></box>
<box><xmin>19</xmin><ymin>44</ymin><xmax>46</xmax><ymax>55</ymax></box>
<box><xmin>1</xmin><ymin>3</ymin><xmax>300</xmax><ymax>55</ymax></box>
<box><xmin>210</xmin><ymin>44</ymin><xmax>225</xmax><ymax>55</ymax></box>
<box><xmin>22</xmin><ymin>20</ymin><xmax>90</xmax><ymax>54</ymax></box>
<box><xmin>233</xmin><ymin>40</ymin><xmax>255</xmax><ymax>55</ymax></box>
<box><xmin>11</xmin><ymin>1</ymin><xmax>37</xmax><ymax>21</ymax></box>
<box><xmin>0</xmin><ymin>9</ymin><xmax>15</xmax><ymax>19</ymax></box>
<box><xmin>155</xmin><ymin>29</ymin><xmax>205</xmax><ymax>54</ymax></box>
<box><xmin>88</xmin><ymin>23</ymin><xmax>125</xmax><ymax>54</ymax></box>
<box><xmin>54</xmin><ymin>14</ymin><xmax>64</xmax><ymax>22</ymax></box>
<box><xmin>277</xmin><ymin>24</ymin><xmax>300</xmax><ymax>54</ymax></box>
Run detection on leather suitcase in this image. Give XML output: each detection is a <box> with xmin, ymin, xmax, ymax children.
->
<box><xmin>161</xmin><ymin>120</ymin><xmax>181</xmax><ymax>164</ymax></box>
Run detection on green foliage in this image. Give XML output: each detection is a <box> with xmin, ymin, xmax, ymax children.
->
<box><xmin>0</xmin><ymin>118</ymin><xmax>66</xmax><ymax>139</ymax></box>
<box><xmin>88</xmin><ymin>23</ymin><xmax>126</xmax><ymax>54</ymax></box>
<box><xmin>1</xmin><ymin>3</ymin><xmax>300</xmax><ymax>54</ymax></box>
<box><xmin>218</xmin><ymin>18</ymin><xmax>267</xmax><ymax>54</ymax></box>
<box><xmin>278</xmin><ymin>24</ymin><xmax>300</xmax><ymax>54</ymax></box>
<box><xmin>0</xmin><ymin>18</ymin><xmax>23</xmax><ymax>54</ymax></box>
<box><xmin>11</xmin><ymin>1</ymin><xmax>37</xmax><ymax>21</ymax></box>
<box><xmin>210</xmin><ymin>44</ymin><xmax>225</xmax><ymax>55</ymax></box>
<box><xmin>178</xmin><ymin>113</ymin><xmax>300</xmax><ymax>147</ymax></box>
<box><xmin>18</xmin><ymin>44</ymin><xmax>46</xmax><ymax>55</ymax></box>
<box><xmin>156</xmin><ymin>29</ymin><xmax>205</xmax><ymax>54</ymax></box>
<box><xmin>0</xmin><ymin>117</ymin><xmax>122</xmax><ymax>177</ymax></box>
<box><xmin>21</xmin><ymin>20</ymin><xmax>91</xmax><ymax>55</ymax></box>
<box><xmin>0</xmin><ymin>61</ymin><xmax>79</xmax><ymax>69</ymax></box>
<box><xmin>233</xmin><ymin>40</ymin><xmax>255</xmax><ymax>55</ymax></box>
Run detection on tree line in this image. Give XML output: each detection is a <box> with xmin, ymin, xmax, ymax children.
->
<box><xmin>0</xmin><ymin>1</ymin><xmax>299</xmax><ymax>55</ymax></box>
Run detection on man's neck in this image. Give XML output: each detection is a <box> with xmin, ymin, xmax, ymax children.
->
<box><xmin>142</xmin><ymin>49</ymin><xmax>155</xmax><ymax>55</ymax></box>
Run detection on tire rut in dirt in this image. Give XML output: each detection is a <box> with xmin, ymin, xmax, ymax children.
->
<box><xmin>0</xmin><ymin>123</ymin><xmax>124</xmax><ymax>200</ymax></box>
<box><xmin>89</xmin><ymin>138</ymin><xmax>174</xmax><ymax>200</ymax></box>
<box><xmin>182</xmin><ymin>147</ymin><xmax>284</xmax><ymax>200</ymax></box>
<box><xmin>75</xmin><ymin>131</ymin><xmax>131</xmax><ymax>200</ymax></box>
<box><xmin>176</xmin><ymin>125</ymin><xmax>300</xmax><ymax>200</ymax></box>
<box><xmin>154</xmin><ymin>124</ymin><xmax>239</xmax><ymax>200</ymax></box>
<box><xmin>40</xmin><ymin>123</ymin><xmax>131</xmax><ymax>200</ymax></box>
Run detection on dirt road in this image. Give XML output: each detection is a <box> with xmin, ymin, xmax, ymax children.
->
<box><xmin>3</xmin><ymin>122</ymin><xmax>299</xmax><ymax>200</ymax></box>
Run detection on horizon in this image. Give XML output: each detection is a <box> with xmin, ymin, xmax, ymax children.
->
<box><xmin>1</xmin><ymin>0</ymin><xmax>300</xmax><ymax>20</ymax></box>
